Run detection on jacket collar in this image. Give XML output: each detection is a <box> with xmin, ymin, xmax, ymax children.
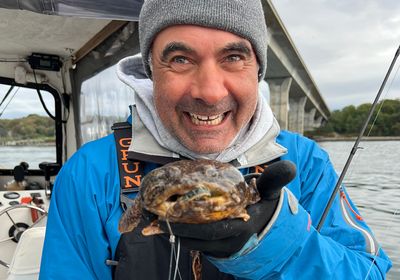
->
<box><xmin>127</xmin><ymin>106</ymin><xmax>287</xmax><ymax>167</ymax></box>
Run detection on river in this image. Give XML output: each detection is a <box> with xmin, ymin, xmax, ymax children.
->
<box><xmin>0</xmin><ymin>145</ymin><xmax>56</xmax><ymax>169</ymax></box>
<box><xmin>319</xmin><ymin>141</ymin><xmax>399</xmax><ymax>279</ymax></box>
<box><xmin>0</xmin><ymin>142</ymin><xmax>399</xmax><ymax>277</ymax></box>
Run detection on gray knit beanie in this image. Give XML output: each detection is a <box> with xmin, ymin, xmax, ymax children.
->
<box><xmin>139</xmin><ymin>0</ymin><xmax>268</xmax><ymax>81</ymax></box>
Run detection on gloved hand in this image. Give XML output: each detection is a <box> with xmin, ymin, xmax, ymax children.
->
<box><xmin>158</xmin><ymin>160</ymin><xmax>297</xmax><ymax>258</ymax></box>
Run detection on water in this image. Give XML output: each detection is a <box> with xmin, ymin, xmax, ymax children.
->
<box><xmin>319</xmin><ymin>141</ymin><xmax>400</xmax><ymax>279</ymax></box>
<box><xmin>0</xmin><ymin>145</ymin><xmax>56</xmax><ymax>170</ymax></box>
<box><xmin>0</xmin><ymin>142</ymin><xmax>398</xmax><ymax>277</ymax></box>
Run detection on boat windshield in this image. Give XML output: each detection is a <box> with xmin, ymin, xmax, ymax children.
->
<box><xmin>0</xmin><ymin>83</ymin><xmax>56</xmax><ymax>170</ymax></box>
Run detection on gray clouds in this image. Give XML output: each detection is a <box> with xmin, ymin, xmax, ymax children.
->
<box><xmin>0</xmin><ymin>84</ymin><xmax>55</xmax><ymax>119</ymax></box>
<box><xmin>271</xmin><ymin>0</ymin><xmax>400</xmax><ymax>110</ymax></box>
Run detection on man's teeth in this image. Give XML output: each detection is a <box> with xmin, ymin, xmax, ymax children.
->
<box><xmin>189</xmin><ymin>113</ymin><xmax>225</xmax><ymax>125</ymax></box>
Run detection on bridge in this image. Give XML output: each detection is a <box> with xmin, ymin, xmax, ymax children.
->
<box><xmin>262</xmin><ymin>0</ymin><xmax>330</xmax><ymax>134</ymax></box>
<box><xmin>0</xmin><ymin>1</ymin><xmax>329</xmax><ymax>137</ymax></box>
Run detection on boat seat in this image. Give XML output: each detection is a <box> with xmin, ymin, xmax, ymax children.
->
<box><xmin>7</xmin><ymin>227</ymin><xmax>46</xmax><ymax>280</ymax></box>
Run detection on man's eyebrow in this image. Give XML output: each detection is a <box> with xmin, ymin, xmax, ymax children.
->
<box><xmin>221</xmin><ymin>41</ymin><xmax>252</xmax><ymax>56</ymax></box>
<box><xmin>160</xmin><ymin>42</ymin><xmax>195</xmax><ymax>61</ymax></box>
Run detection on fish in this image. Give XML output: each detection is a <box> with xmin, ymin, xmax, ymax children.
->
<box><xmin>118</xmin><ymin>159</ymin><xmax>260</xmax><ymax>235</ymax></box>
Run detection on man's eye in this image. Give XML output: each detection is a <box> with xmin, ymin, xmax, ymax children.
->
<box><xmin>172</xmin><ymin>56</ymin><xmax>189</xmax><ymax>64</ymax></box>
<box><xmin>225</xmin><ymin>55</ymin><xmax>242</xmax><ymax>62</ymax></box>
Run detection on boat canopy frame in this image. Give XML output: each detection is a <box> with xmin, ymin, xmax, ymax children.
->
<box><xmin>0</xmin><ymin>0</ymin><xmax>144</xmax><ymax>21</ymax></box>
<box><xmin>0</xmin><ymin>77</ymin><xmax>63</xmax><ymax>176</ymax></box>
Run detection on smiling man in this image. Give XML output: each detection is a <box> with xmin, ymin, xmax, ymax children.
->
<box><xmin>40</xmin><ymin>0</ymin><xmax>391</xmax><ymax>279</ymax></box>
<box><xmin>151</xmin><ymin>25</ymin><xmax>259</xmax><ymax>154</ymax></box>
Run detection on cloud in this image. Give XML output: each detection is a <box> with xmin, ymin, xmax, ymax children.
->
<box><xmin>0</xmin><ymin>64</ymin><xmax>135</xmax><ymax>121</ymax></box>
<box><xmin>0</xmin><ymin>84</ymin><xmax>55</xmax><ymax>119</ymax></box>
<box><xmin>271</xmin><ymin>0</ymin><xmax>400</xmax><ymax>110</ymax></box>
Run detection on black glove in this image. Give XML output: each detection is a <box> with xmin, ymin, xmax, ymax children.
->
<box><xmin>159</xmin><ymin>160</ymin><xmax>297</xmax><ymax>258</ymax></box>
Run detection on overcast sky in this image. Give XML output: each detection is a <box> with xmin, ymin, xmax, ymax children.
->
<box><xmin>0</xmin><ymin>84</ymin><xmax>55</xmax><ymax>119</ymax></box>
<box><xmin>0</xmin><ymin>65</ymin><xmax>133</xmax><ymax>120</ymax></box>
<box><xmin>271</xmin><ymin>0</ymin><xmax>400</xmax><ymax>110</ymax></box>
<box><xmin>2</xmin><ymin>2</ymin><xmax>399</xmax><ymax>118</ymax></box>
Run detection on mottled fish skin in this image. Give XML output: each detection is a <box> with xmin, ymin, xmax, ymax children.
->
<box><xmin>119</xmin><ymin>159</ymin><xmax>260</xmax><ymax>234</ymax></box>
<box><xmin>118</xmin><ymin>195</ymin><xmax>142</xmax><ymax>233</ymax></box>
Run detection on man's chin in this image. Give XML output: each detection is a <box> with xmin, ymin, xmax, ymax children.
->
<box><xmin>183</xmin><ymin>140</ymin><xmax>229</xmax><ymax>155</ymax></box>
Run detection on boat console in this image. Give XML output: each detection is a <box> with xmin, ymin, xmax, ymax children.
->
<box><xmin>0</xmin><ymin>162</ymin><xmax>54</xmax><ymax>279</ymax></box>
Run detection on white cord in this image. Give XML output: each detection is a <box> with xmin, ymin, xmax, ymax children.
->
<box><xmin>168</xmin><ymin>236</ymin><xmax>174</xmax><ymax>280</ymax></box>
<box><xmin>166</xmin><ymin>219</ymin><xmax>182</xmax><ymax>280</ymax></box>
<box><xmin>173</xmin><ymin>238</ymin><xmax>182</xmax><ymax>280</ymax></box>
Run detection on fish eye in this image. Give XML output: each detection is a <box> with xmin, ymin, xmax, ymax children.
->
<box><xmin>166</xmin><ymin>194</ymin><xmax>179</xmax><ymax>202</ymax></box>
<box><xmin>205</xmin><ymin>168</ymin><xmax>218</xmax><ymax>177</ymax></box>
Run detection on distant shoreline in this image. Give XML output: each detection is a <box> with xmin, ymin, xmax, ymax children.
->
<box><xmin>0</xmin><ymin>140</ymin><xmax>55</xmax><ymax>146</ymax></box>
<box><xmin>314</xmin><ymin>136</ymin><xmax>400</xmax><ymax>142</ymax></box>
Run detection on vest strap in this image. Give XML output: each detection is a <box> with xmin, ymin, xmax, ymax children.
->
<box><xmin>112</xmin><ymin>122</ymin><xmax>143</xmax><ymax>211</ymax></box>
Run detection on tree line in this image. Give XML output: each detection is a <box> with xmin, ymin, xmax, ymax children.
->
<box><xmin>0</xmin><ymin>114</ymin><xmax>55</xmax><ymax>142</ymax></box>
<box><xmin>311</xmin><ymin>99</ymin><xmax>400</xmax><ymax>137</ymax></box>
<box><xmin>1</xmin><ymin>99</ymin><xmax>399</xmax><ymax>142</ymax></box>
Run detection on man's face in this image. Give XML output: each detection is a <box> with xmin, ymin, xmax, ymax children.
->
<box><xmin>151</xmin><ymin>25</ymin><xmax>259</xmax><ymax>153</ymax></box>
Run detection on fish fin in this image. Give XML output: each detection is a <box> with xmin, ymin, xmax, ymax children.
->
<box><xmin>249</xmin><ymin>177</ymin><xmax>261</xmax><ymax>203</ymax></box>
<box><xmin>142</xmin><ymin>220</ymin><xmax>164</xmax><ymax>236</ymax></box>
<box><xmin>118</xmin><ymin>196</ymin><xmax>142</xmax><ymax>233</ymax></box>
<box><xmin>238</xmin><ymin>212</ymin><xmax>251</xmax><ymax>221</ymax></box>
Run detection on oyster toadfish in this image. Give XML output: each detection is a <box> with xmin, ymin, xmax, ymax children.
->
<box><xmin>118</xmin><ymin>159</ymin><xmax>260</xmax><ymax>235</ymax></box>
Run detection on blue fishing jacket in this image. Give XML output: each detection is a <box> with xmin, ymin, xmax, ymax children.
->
<box><xmin>39</xmin><ymin>130</ymin><xmax>391</xmax><ymax>279</ymax></box>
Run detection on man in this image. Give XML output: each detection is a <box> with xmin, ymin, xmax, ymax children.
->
<box><xmin>40</xmin><ymin>0</ymin><xmax>392</xmax><ymax>279</ymax></box>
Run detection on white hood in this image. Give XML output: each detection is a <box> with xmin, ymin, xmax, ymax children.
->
<box><xmin>116</xmin><ymin>54</ymin><xmax>287</xmax><ymax>166</ymax></box>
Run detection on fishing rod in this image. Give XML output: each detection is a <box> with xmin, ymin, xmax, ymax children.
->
<box><xmin>316</xmin><ymin>44</ymin><xmax>400</xmax><ymax>232</ymax></box>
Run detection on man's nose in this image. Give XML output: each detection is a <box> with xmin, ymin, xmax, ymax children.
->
<box><xmin>191</xmin><ymin>62</ymin><xmax>229</xmax><ymax>105</ymax></box>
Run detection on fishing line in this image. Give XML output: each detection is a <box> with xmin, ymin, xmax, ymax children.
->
<box><xmin>316</xmin><ymin>45</ymin><xmax>400</xmax><ymax>232</ymax></box>
<box><xmin>322</xmin><ymin>48</ymin><xmax>400</xmax><ymax>278</ymax></box>
<box><xmin>165</xmin><ymin>207</ymin><xmax>183</xmax><ymax>280</ymax></box>
<box><xmin>364</xmin><ymin>61</ymin><xmax>400</xmax><ymax>279</ymax></box>
<box><xmin>363</xmin><ymin>56</ymin><xmax>400</xmax><ymax>279</ymax></box>
<box><xmin>165</xmin><ymin>208</ymin><xmax>175</xmax><ymax>280</ymax></box>
<box><xmin>366</xmin><ymin>61</ymin><xmax>400</xmax><ymax>138</ymax></box>
<box><xmin>318</xmin><ymin>45</ymin><xmax>400</xmax><ymax>278</ymax></box>
<box><xmin>340</xmin><ymin>58</ymin><xmax>400</xmax><ymax>191</ymax></box>
<box><xmin>0</xmin><ymin>85</ymin><xmax>15</xmax><ymax>109</ymax></box>
<box><xmin>166</xmin><ymin>219</ymin><xmax>183</xmax><ymax>280</ymax></box>
<box><xmin>365</xmin><ymin>248</ymin><xmax>382</xmax><ymax>280</ymax></box>
<box><xmin>364</xmin><ymin>208</ymin><xmax>400</xmax><ymax>280</ymax></box>
<box><xmin>168</xmin><ymin>235</ymin><xmax>174</xmax><ymax>280</ymax></box>
<box><xmin>0</xmin><ymin>87</ymin><xmax>20</xmax><ymax>118</ymax></box>
<box><xmin>173</xmin><ymin>238</ymin><xmax>182</xmax><ymax>280</ymax></box>
<box><xmin>166</xmin><ymin>219</ymin><xmax>175</xmax><ymax>280</ymax></box>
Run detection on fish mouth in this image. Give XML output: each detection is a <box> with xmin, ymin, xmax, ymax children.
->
<box><xmin>187</xmin><ymin>112</ymin><xmax>228</xmax><ymax>126</ymax></box>
<box><xmin>175</xmin><ymin>186</ymin><xmax>212</xmax><ymax>202</ymax></box>
<box><xmin>162</xmin><ymin>185</ymin><xmax>214</xmax><ymax>210</ymax></box>
<box><xmin>145</xmin><ymin>183</ymin><xmax>244</xmax><ymax>223</ymax></box>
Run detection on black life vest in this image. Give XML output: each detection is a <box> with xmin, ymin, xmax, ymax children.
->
<box><xmin>111</xmin><ymin>122</ymin><xmax>272</xmax><ymax>280</ymax></box>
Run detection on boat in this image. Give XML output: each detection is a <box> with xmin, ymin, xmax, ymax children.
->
<box><xmin>0</xmin><ymin>1</ymin><xmax>144</xmax><ymax>278</ymax></box>
<box><xmin>0</xmin><ymin>1</ymin><xmax>329</xmax><ymax>279</ymax></box>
